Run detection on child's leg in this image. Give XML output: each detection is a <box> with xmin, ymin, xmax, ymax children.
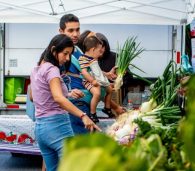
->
<box><xmin>89</xmin><ymin>86</ymin><xmax>101</xmax><ymax>114</ymax></box>
<box><xmin>88</xmin><ymin>86</ymin><xmax>101</xmax><ymax>123</ymax></box>
<box><xmin>82</xmin><ymin>80</ymin><xmax>100</xmax><ymax>123</ymax></box>
<box><xmin>102</xmin><ymin>86</ymin><xmax>115</xmax><ymax>118</ymax></box>
<box><xmin>104</xmin><ymin>86</ymin><xmax>112</xmax><ymax>109</ymax></box>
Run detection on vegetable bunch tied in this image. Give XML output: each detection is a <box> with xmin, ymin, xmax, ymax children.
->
<box><xmin>114</xmin><ymin>37</ymin><xmax>145</xmax><ymax>90</ymax></box>
<box><xmin>140</xmin><ymin>60</ymin><xmax>182</xmax><ymax>126</ymax></box>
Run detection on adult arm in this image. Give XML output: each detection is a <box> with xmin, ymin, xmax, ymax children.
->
<box><xmin>29</xmin><ymin>87</ymin><xmax>33</xmax><ymax>102</ymax></box>
<box><xmin>49</xmin><ymin>77</ymin><xmax>101</xmax><ymax>132</ymax></box>
<box><xmin>103</xmin><ymin>66</ymin><xmax>117</xmax><ymax>81</ymax></box>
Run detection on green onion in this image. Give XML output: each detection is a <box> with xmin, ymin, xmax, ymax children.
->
<box><xmin>114</xmin><ymin>36</ymin><xmax>144</xmax><ymax>90</ymax></box>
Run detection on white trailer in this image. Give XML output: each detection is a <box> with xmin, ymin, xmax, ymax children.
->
<box><xmin>0</xmin><ymin>23</ymin><xmax>183</xmax><ymax>113</ymax></box>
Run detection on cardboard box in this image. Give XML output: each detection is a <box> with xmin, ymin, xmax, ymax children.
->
<box><xmin>112</xmin><ymin>89</ymin><xmax>122</xmax><ymax>105</ymax></box>
<box><xmin>128</xmin><ymin>92</ymin><xmax>142</xmax><ymax>105</ymax></box>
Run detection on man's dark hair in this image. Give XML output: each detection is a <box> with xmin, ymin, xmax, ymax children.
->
<box><xmin>59</xmin><ymin>14</ymin><xmax>79</xmax><ymax>30</ymax></box>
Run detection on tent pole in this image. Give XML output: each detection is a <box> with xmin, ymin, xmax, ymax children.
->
<box><xmin>181</xmin><ymin>19</ymin><xmax>187</xmax><ymax>55</ymax></box>
<box><xmin>182</xmin><ymin>25</ymin><xmax>186</xmax><ymax>55</ymax></box>
<box><xmin>0</xmin><ymin>23</ymin><xmax>6</xmax><ymax>107</ymax></box>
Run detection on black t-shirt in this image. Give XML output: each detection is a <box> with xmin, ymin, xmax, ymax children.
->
<box><xmin>98</xmin><ymin>51</ymin><xmax>133</xmax><ymax>85</ymax></box>
<box><xmin>98</xmin><ymin>51</ymin><xmax>116</xmax><ymax>72</ymax></box>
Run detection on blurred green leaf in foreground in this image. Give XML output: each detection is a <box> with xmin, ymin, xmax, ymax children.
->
<box><xmin>58</xmin><ymin>133</ymin><xmax>166</xmax><ymax>171</ymax></box>
<box><xmin>181</xmin><ymin>75</ymin><xmax>195</xmax><ymax>165</ymax></box>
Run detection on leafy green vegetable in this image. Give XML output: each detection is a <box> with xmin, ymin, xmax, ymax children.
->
<box><xmin>181</xmin><ymin>75</ymin><xmax>195</xmax><ymax>164</ymax></box>
<box><xmin>150</xmin><ymin>60</ymin><xmax>180</xmax><ymax>107</ymax></box>
<box><xmin>58</xmin><ymin>133</ymin><xmax>168</xmax><ymax>171</ymax></box>
<box><xmin>58</xmin><ymin>148</ymin><xmax>121</xmax><ymax>171</ymax></box>
<box><xmin>58</xmin><ymin>133</ymin><xmax>127</xmax><ymax>171</ymax></box>
<box><xmin>114</xmin><ymin>36</ymin><xmax>146</xmax><ymax>90</ymax></box>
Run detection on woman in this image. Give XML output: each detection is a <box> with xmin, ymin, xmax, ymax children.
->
<box><xmin>78</xmin><ymin>30</ymin><xmax>127</xmax><ymax>115</ymax></box>
<box><xmin>30</xmin><ymin>34</ymin><xmax>100</xmax><ymax>171</ymax></box>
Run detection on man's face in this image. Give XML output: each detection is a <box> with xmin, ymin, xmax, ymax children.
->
<box><xmin>59</xmin><ymin>22</ymin><xmax>80</xmax><ymax>45</ymax></box>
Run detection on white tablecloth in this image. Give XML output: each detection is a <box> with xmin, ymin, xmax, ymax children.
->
<box><xmin>0</xmin><ymin>115</ymin><xmax>35</xmax><ymax>144</ymax></box>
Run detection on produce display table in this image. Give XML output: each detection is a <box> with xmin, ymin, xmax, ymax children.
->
<box><xmin>0</xmin><ymin>114</ymin><xmax>44</xmax><ymax>170</ymax></box>
<box><xmin>0</xmin><ymin>115</ymin><xmax>38</xmax><ymax>153</ymax></box>
<box><xmin>0</xmin><ymin>143</ymin><xmax>40</xmax><ymax>155</ymax></box>
<box><xmin>97</xmin><ymin>118</ymin><xmax>116</xmax><ymax>132</ymax></box>
<box><xmin>0</xmin><ymin>114</ymin><xmax>114</xmax><ymax>154</ymax></box>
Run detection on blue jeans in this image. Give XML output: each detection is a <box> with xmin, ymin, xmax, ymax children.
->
<box><xmin>69</xmin><ymin>100</ymin><xmax>90</xmax><ymax>135</ymax></box>
<box><xmin>35</xmin><ymin>114</ymin><xmax>74</xmax><ymax>171</ymax></box>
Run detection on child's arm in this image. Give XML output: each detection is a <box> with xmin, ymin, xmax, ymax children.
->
<box><xmin>79</xmin><ymin>56</ymin><xmax>99</xmax><ymax>86</ymax></box>
<box><xmin>81</xmin><ymin>68</ymin><xmax>99</xmax><ymax>86</ymax></box>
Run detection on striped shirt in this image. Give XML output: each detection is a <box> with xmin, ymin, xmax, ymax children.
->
<box><xmin>79</xmin><ymin>55</ymin><xmax>96</xmax><ymax>70</ymax></box>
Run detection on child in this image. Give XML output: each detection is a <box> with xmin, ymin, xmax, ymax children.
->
<box><xmin>79</xmin><ymin>35</ymin><xmax>114</xmax><ymax>123</ymax></box>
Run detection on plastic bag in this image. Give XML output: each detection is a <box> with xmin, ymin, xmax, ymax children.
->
<box><xmin>4</xmin><ymin>77</ymin><xmax>24</xmax><ymax>104</ymax></box>
<box><xmin>181</xmin><ymin>54</ymin><xmax>193</xmax><ymax>74</ymax></box>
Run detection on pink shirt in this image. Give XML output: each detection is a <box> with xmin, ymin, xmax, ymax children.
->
<box><xmin>30</xmin><ymin>62</ymin><xmax>68</xmax><ymax>118</ymax></box>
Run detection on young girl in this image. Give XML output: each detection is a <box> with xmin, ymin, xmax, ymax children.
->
<box><xmin>79</xmin><ymin>35</ymin><xmax>114</xmax><ymax>123</ymax></box>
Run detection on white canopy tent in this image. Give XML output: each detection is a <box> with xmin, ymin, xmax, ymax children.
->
<box><xmin>0</xmin><ymin>0</ymin><xmax>193</xmax><ymax>25</ymax></box>
<box><xmin>0</xmin><ymin>0</ymin><xmax>194</xmax><ymax>104</ymax></box>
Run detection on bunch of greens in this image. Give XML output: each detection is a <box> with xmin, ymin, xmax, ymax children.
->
<box><xmin>134</xmin><ymin>118</ymin><xmax>189</xmax><ymax>170</ymax></box>
<box><xmin>131</xmin><ymin>61</ymin><xmax>190</xmax><ymax>170</ymax></box>
<box><xmin>114</xmin><ymin>37</ymin><xmax>148</xmax><ymax>90</ymax></box>
<box><xmin>139</xmin><ymin>60</ymin><xmax>182</xmax><ymax>126</ymax></box>
<box><xmin>150</xmin><ymin>60</ymin><xmax>179</xmax><ymax>108</ymax></box>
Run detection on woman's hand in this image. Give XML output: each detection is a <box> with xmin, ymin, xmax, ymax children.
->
<box><xmin>105</xmin><ymin>66</ymin><xmax>118</xmax><ymax>81</ymax></box>
<box><xmin>82</xmin><ymin>115</ymin><xmax>102</xmax><ymax>132</ymax></box>
<box><xmin>115</xmin><ymin>106</ymin><xmax>126</xmax><ymax>115</ymax></box>
<box><xmin>68</xmin><ymin>89</ymin><xmax>84</xmax><ymax>99</ymax></box>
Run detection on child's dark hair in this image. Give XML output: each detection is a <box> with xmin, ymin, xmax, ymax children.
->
<box><xmin>59</xmin><ymin>14</ymin><xmax>79</xmax><ymax>31</ymax></box>
<box><xmin>77</xmin><ymin>30</ymin><xmax>92</xmax><ymax>51</ymax></box>
<box><xmin>38</xmin><ymin>34</ymin><xmax>74</xmax><ymax>69</ymax></box>
<box><xmin>83</xmin><ymin>36</ymin><xmax>103</xmax><ymax>52</ymax></box>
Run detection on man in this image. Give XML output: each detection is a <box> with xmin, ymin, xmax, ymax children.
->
<box><xmin>59</xmin><ymin>14</ymin><xmax>86</xmax><ymax>91</ymax></box>
<box><xmin>59</xmin><ymin>14</ymin><xmax>125</xmax><ymax>134</ymax></box>
<box><xmin>59</xmin><ymin>14</ymin><xmax>91</xmax><ymax>134</ymax></box>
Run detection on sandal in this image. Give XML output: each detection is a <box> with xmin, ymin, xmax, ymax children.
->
<box><xmin>89</xmin><ymin>113</ymin><xmax>99</xmax><ymax>123</ymax></box>
<box><xmin>102</xmin><ymin>108</ymin><xmax>115</xmax><ymax>118</ymax></box>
